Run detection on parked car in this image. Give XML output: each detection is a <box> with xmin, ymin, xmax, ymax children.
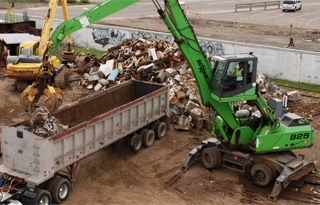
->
<box><xmin>282</xmin><ymin>0</ymin><xmax>302</xmax><ymax>12</ymax></box>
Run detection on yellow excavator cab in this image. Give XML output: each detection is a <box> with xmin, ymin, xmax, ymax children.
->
<box><xmin>18</xmin><ymin>41</ymin><xmax>39</xmax><ymax>56</ymax></box>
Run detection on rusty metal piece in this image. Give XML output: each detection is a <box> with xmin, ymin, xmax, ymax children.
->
<box><xmin>62</xmin><ymin>48</ymin><xmax>76</xmax><ymax>63</ymax></box>
<box><xmin>0</xmin><ymin>21</ymin><xmax>41</xmax><ymax>36</ymax></box>
<box><xmin>0</xmin><ymin>39</ymin><xmax>8</xmax><ymax>71</ymax></box>
<box><xmin>54</xmin><ymin>70</ymin><xmax>67</xmax><ymax>89</ymax></box>
<box><xmin>75</xmin><ymin>53</ymin><xmax>90</xmax><ymax>69</ymax></box>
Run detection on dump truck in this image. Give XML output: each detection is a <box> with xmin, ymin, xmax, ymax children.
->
<box><xmin>0</xmin><ymin>80</ymin><xmax>170</xmax><ymax>204</ymax></box>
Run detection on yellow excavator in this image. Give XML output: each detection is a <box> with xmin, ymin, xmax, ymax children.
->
<box><xmin>20</xmin><ymin>0</ymin><xmax>141</xmax><ymax>113</ymax></box>
<box><xmin>6</xmin><ymin>0</ymin><xmax>74</xmax><ymax>92</ymax></box>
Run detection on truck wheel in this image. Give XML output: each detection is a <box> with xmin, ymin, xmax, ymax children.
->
<box><xmin>34</xmin><ymin>189</ymin><xmax>52</xmax><ymax>205</ymax></box>
<box><xmin>129</xmin><ymin>134</ymin><xmax>142</xmax><ymax>153</ymax></box>
<box><xmin>46</xmin><ymin>175</ymin><xmax>60</xmax><ymax>193</ymax></box>
<box><xmin>138</xmin><ymin>128</ymin><xmax>147</xmax><ymax>137</ymax></box>
<box><xmin>201</xmin><ymin>147</ymin><xmax>222</xmax><ymax>169</ymax></box>
<box><xmin>251</xmin><ymin>163</ymin><xmax>273</xmax><ymax>186</ymax></box>
<box><xmin>51</xmin><ymin>177</ymin><xmax>71</xmax><ymax>204</ymax></box>
<box><xmin>142</xmin><ymin>129</ymin><xmax>155</xmax><ymax>147</ymax></box>
<box><xmin>155</xmin><ymin>122</ymin><xmax>167</xmax><ymax>139</ymax></box>
<box><xmin>149</xmin><ymin>121</ymin><xmax>158</xmax><ymax>130</ymax></box>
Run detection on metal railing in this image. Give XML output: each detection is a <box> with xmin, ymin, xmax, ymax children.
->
<box><xmin>235</xmin><ymin>1</ymin><xmax>280</xmax><ymax>12</ymax></box>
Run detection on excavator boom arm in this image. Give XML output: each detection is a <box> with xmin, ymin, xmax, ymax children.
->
<box><xmin>37</xmin><ymin>0</ymin><xmax>59</xmax><ymax>56</ymax></box>
<box><xmin>48</xmin><ymin>0</ymin><xmax>141</xmax><ymax>54</ymax></box>
<box><xmin>154</xmin><ymin>0</ymin><xmax>212</xmax><ymax>105</ymax></box>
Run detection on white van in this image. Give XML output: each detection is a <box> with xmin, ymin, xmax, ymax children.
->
<box><xmin>282</xmin><ymin>0</ymin><xmax>302</xmax><ymax>12</ymax></box>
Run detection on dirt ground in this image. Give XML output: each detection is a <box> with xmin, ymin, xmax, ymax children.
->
<box><xmin>1</xmin><ymin>71</ymin><xmax>319</xmax><ymax>204</ymax></box>
<box><xmin>0</xmin><ymin>2</ymin><xmax>320</xmax><ymax>205</ymax></box>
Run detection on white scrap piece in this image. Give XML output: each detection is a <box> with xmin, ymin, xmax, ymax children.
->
<box><xmin>99</xmin><ymin>59</ymin><xmax>114</xmax><ymax>76</ymax></box>
<box><xmin>148</xmin><ymin>48</ymin><xmax>158</xmax><ymax>61</ymax></box>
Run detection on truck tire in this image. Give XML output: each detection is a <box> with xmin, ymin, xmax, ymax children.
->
<box><xmin>142</xmin><ymin>129</ymin><xmax>155</xmax><ymax>147</ymax></box>
<box><xmin>138</xmin><ymin>128</ymin><xmax>147</xmax><ymax>137</ymax></box>
<box><xmin>149</xmin><ymin>121</ymin><xmax>158</xmax><ymax>131</ymax></box>
<box><xmin>129</xmin><ymin>134</ymin><xmax>142</xmax><ymax>153</ymax></box>
<box><xmin>201</xmin><ymin>147</ymin><xmax>222</xmax><ymax>169</ymax></box>
<box><xmin>34</xmin><ymin>189</ymin><xmax>52</xmax><ymax>205</ymax></box>
<box><xmin>251</xmin><ymin>163</ymin><xmax>273</xmax><ymax>186</ymax></box>
<box><xmin>155</xmin><ymin>122</ymin><xmax>167</xmax><ymax>139</ymax></box>
<box><xmin>46</xmin><ymin>175</ymin><xmax>60</xmax><ymax>193</ymax></box>
<box><xmin>51</xmin><ymin>177</ymin><xmax>71</xmax><ymax>204</ymax></box>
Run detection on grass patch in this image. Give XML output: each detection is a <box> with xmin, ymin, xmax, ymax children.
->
<box><xmin>270</xmin><ymin>78</ymin><xmax>320</xmax><ymax>92</ymax></box>
<box><xmin>53</xmin><ymin>45</ymin><xmax>106</xmax><ymax>58</ymax></box>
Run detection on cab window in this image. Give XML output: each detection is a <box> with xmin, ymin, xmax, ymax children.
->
<box><xmin>211</xmin><ymin>60</ymin><xmax>226</xmax><ymax>92</ymax></box>
<box><xmin>33</xmin><ymin>43</ymin><xmax>39</xmax><ymax>55</ymax></box>
<box><xmin>246</xmin><ymin>60</ymin><xmax>254</xmax><ymax>85</ymax></box>
<box><xmin>20</xmin><ymin>47</ymin><xmax>32</xmax><ymax>56</ymax></box>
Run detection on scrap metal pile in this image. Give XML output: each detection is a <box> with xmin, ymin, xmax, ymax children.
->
<box><xmin>31</xmin><ymin>38</ymin><xmax>305</xmax><ymax>137</ymax></box>
<box><xmin>69</xmin><ymin>38</ymin><xmax>209</xmax><ymax>131</ymax></box>
<box><xmin>29</xmin><ymin>104</ymin><xmax>68</xmax><ymax>137</ymax></box>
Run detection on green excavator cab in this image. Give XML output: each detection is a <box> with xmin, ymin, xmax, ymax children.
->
<box><xmin>211</xmin><ymin>54</ymin><xmax>257</xmax><ymax>98</ymax></box>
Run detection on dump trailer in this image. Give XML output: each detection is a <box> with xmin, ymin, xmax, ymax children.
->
<box><xmin>0</xmin><ymin>80</ymin><xmax>170</xmax><ymax>204</ymax></box>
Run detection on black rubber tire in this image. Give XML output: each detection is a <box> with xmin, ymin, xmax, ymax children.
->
<box><xmin>299</xmin><ymin>5</ymin><xmax>302</xmax><ymax>10</ymax></box>
<box><xmin>46</xmin><ymin>175</ymin><xmax>60</xmax><ymax>193</ymax></box>
<box><xmin>51</xmin><ymin>177</ymin><xmax>71</xmax><ymax>204</ymax></box>
<box><xmin>282</xmin><ymin>9</ymin><xmax>285</xmax><ymax>12</ymax></box>
<box><xmin>142</xmin><ymin>129</ymin><xmax>155</xmax><ymax>148</ymax></box>
<box><xmin>138</xmin><ymin>128</ymin><xmax>147</xmax><ymax>137</ymax></box>
<box><xmin>155</xmin><ymin>122</ymin><xmax>167</xmax><ymax>139</ymax></box>
<box><xmin>149</xmin><ymin>121</ymin><xmax>159</xmax><ymax>131</ymax></box>
<box><xmin>201</xmin><ymin>147</ymin><xmax>222</xmax><ymax>169</ymax></box>
<box><xmin>34</xmin><ymin>189</ymin><xmax>52</xmax><ymax>205</ymax></box>
<box><xmin>129</xmin><ymin>134</ymin><xmax>142</xmax><ymax>153</ymax></box>
<box><xmin>251</xmin><ymin>163</ymin><xmax>273</xmax><ymax>187</ymax></box>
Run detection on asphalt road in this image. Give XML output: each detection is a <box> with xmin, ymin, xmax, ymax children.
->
<box><xmin>3</xmin><ymin>0</ymin><xmax>320</xmax><ymax>29</ymax></box>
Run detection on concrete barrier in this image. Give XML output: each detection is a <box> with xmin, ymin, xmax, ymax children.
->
<box><xmin>36</xmin><ymin>18</ymin><xmax>320</xmax><ymax>85</ymax></box>
<box><xmin>235</xmin><ymin>1</ymin><xmax>280</xmax><ymax>12</ymax></box>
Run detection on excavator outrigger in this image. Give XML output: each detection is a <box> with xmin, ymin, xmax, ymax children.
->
<box><xmin>152</xmin><ymin>0</ymin><xmax>316</xmax><ymax>199</ymax></box>
<box><xmin>20</xmin><ymin>0</ymin><xmax>141</xmax><ymax>113</ymax></box>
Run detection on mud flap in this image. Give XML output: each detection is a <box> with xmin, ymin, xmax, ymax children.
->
<box><xmin>269</xmin><ymin>155</ymin><xmax>316</xmax><ymax>199</ymax></box>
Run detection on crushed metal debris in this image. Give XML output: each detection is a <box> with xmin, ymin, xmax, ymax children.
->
<box><xmin>29</xmin><ymin>38</ymin><xmax>307</xmax><ymax>135</ymax></box>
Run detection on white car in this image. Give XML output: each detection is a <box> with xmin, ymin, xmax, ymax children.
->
<box><xmin>282</xmin><ymin>0</ymin><xmax>302</xmax><ymax>12</ymax></box>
